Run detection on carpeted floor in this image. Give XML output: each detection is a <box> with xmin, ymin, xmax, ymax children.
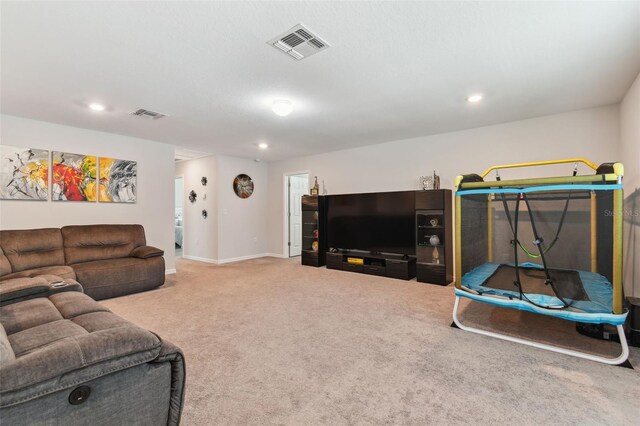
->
<box><xmin>102</xmin><ymin>258</ymin><xmax>640</xmax><ymax>425</ymax></box>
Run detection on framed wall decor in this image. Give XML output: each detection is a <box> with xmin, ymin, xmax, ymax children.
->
<box><xmin>0</xmin><ymin>146</ymin><xmax>49</xmax><ymax>200</ymax></box>
<box><xmin>99</xmin><ymin>157</ymin><xmax>137</xmax><ymax>203</ymax></box>
<box><xmin>233</xmin><ymin>174</ymin><xmax>254</xmax><ymax>199</ymax></box>
<box><xmin>52</xmin><ymin>151</ymin><xmax>97</xmax><ymax>201</ymax></box>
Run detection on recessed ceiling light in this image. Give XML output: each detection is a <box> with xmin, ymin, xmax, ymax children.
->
<box><xmin>258</xmin><ymin>142</ymin><xmax>269</xmax><ymax>149</ymax></box>
<box><xmin>272</xmin><ymin>100</ymin><xmax>293</xmax><ymax>116</ymax></box>
<box><xmin>88</xmin><ymin>103</ymin><xmax>106</xmax><ymax>111</ymax></box>
<box><xmin>466</xmin><ymin>94</ymin><xmax>483</xmax><ymax>103</ymax></box>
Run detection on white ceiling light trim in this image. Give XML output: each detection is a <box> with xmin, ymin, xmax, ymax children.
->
<box><xmin>272</xmin><ymin>100</ymin><xmax>293</xmax><ymax>116</ymax></box>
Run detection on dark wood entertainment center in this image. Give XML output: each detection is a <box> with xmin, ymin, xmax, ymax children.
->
<box><xmin>301</xmin><ymin>189</ymin><xmax>453</xmax><ymax>285</ymax></box>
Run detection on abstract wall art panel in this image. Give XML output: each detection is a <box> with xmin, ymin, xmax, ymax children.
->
<box><xmin>52</xmin><ymin>151</ymin><xmax>97</xmax><ymax>201</ymax></box>
<box><xmin>0</xmin><ymin>146</ymin><xmax>49</xmax><ymax>200</ymax></box>
<box><xmin>99</xmin><ymin>157</ymin><xmax>137</xmax><ymax>203</ymax></box>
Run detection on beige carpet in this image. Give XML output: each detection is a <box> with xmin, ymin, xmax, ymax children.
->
<box><xmin>102</xmin><ymin>258</ymin><xmax>640</xmax><ymax>425</ymax></box>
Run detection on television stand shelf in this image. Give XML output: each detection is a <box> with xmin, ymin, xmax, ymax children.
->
<box><xmin>326</xmin><ymin>251</ymin><xmax>416</xmax><ymax>280</ymax></box>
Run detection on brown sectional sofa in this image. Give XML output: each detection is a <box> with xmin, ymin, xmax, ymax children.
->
<box><xmin>0</xmin><ymin>225</ymin><xmax>165</xmax><ymax>300</ymax></box>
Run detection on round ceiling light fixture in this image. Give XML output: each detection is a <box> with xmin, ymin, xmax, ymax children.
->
<box><xmin>258</xmin><ymin>142</ymin><xmax>269</xmax><ymax>149</ymax></box>
<box><xmin>466</xmin><ymin>94</ymin><xmax>483</xmax><ymax>103</ymax></box>
<box><xmin>88</xmin><ymin>103</ymin><xmax>106</xmax><ymax>111</ymax></box>
<box><xmin>272</xmin><ymin>99</ymin><xmax>293</xmax><ymax>116</ymax></box>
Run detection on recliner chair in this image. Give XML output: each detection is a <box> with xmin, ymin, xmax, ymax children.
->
<box><xmin>0</xmin><ymin>284</ymin><xmax>185</xmax><ymax>425</ymax></box>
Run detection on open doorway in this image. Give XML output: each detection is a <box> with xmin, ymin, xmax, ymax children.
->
<box><xmin>285</xmin><ymin>172</ymin><xmax>309</xmax><ymax>257</ymax></box>
<box><xmin>175</xmin><ymin>176</ymin><xmax>184</xmax><ymax>258</ymax></box>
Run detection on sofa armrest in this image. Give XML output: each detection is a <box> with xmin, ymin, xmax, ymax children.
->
<box><xmin>0</xmin><ymin>277</ymin><xmax>49</xmax><ymax>306</ymax></box>
<box><xmin>0</xmin><ymin>276</ymin><xmax>83</xmax><ymax>306</ymax></box>
<box><xmin>131</xmin><ymin>245</ymin><xmax>164</xmax><ymax>259</ymax></box>
<box><xmin>153</xmin><ymin>337</ymin><xmax>186</xmax><ymax>426</ymax></box>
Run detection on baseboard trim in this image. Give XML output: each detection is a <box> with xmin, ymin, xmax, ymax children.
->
<box><xmin>264</xmin><ymin>252</ymin><xmax>287</xmax><ymax>259</ymax></box>
<box><xmin>165</xmin><ymin>268</ymin><xmax>177</xmax><ymax>275</ymax></box>
<box><xmin>181</xmin><ymin>253</ymin><xmax>288</xmax><ymax>265</ymax></box>
<box><xmin>182</xmin><ymin>255</ymin><xmax>218</xmax><ymax>264</ymax></box>
<box><xmin>217</xmin><ymin>253</ymin><xmax>272</xmax><ymax>264</ymax></box>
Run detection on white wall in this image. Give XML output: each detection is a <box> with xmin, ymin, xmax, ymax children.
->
<box><xmin>267</xmin><ymin>105</ymin><xmax>621</xmax><ymax>261</ymax></box>
<box><xmin>175</xmin><ymin>155</ymin><xmax>218</xmax><ymax>261</ymax></box>
<box><xmin>620</xmin><ymin>73</ymin><xmax>640</xmax><ymax>297</ymax></box>
<box><xmin>0</xmin><ymin>114</ymin><xmax>176</xmax><ymax>271</ymax></box>
<box><xmin>216</xmin><ymin>155</ymin><xmax>269</xmax><ymax>261</ymax></box>
<box><xmin>175</xmin><ymin>154</ymin><xmax>269</xmax><ymax>263</ymax></box>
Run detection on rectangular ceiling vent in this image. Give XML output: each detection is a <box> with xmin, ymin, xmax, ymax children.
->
<box><xmin>268</xmin><ymin>24</ymin><xmax>330</xmax><ymax>61</ymax></box>
<box><xmin>131</xmin><ymin>108</ymin><xmax>167</xmax><ymax>120</ymax></box>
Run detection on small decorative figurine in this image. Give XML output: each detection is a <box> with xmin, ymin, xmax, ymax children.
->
<box><xmin>433</xmin><ymin>171</ymin><xmax>441</xmax><ymax>190</ymax></box>
<box><xmin>420</xmin><ymin>175</ymin><xmax>433</xmax><ymax>190</ymax></box>
<box><xmin>430</xmin><ymin>218</ymin><xmax>439</xmax><ymax>227</ymax></box>
<box><xmin>311</xmin><ymin>176</ymin><xmax>320</xmax><ymax>195</ymax></box>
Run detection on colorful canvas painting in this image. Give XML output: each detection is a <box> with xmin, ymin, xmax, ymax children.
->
<box><xmin>0</xmin><ymin>146</ymin><xmax>49</xmax><ymax>200</ymax></box>
<box><xmin>99</xmin><ymin>157</ymin><xmax>137</xmax><ymax>203</ymax></box>
<box><xmin>52</xmin><ymin>151</ymin><xmax>97</xmax><ymax>201</ymax></box>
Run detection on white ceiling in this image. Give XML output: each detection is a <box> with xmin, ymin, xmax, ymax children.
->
<box><xmin>2</xmin><ymin>1</ymin><xmax>639</xmax><ymax>162</ymax></box>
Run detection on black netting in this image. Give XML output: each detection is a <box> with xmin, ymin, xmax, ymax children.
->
<box><xmin>460</xmin><ymin>189</ymin><xmax>614</xmax><ymax>282</ymax></box>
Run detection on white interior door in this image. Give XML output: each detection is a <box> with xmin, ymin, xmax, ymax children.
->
<box><xmin>288</xmin><ymin>174</ymin><xmax>309</xmax><ymax>257</ymax></box>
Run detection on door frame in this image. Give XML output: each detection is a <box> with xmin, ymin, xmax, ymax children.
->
<box><xmin>282</xmin><ymin>170</ymin><xmax>310</xmax><ymax>258</ymax></box>
<box><xmin>175</xmin><ymin>175</ymin><xmax>185</xmax><ymax>257</ymax></box>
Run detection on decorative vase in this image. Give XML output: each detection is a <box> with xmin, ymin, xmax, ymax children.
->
<box><xmin>429</xmin><ymin>235</ymin><xmax>440</xmax><ymax>246</ymax></box>
<box><xmin>432</xmin><ymin>246</ymin><xmax>440</xmax><ymax>264</ymax></box>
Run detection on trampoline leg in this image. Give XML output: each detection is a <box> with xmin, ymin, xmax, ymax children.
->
<box><xmin>452</xmin><ymin>296</ymin><xmax>630</xmax><ymax>366</ymax></box>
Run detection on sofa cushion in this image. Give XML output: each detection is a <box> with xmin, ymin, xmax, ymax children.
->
<box><xmin>61</xmin><ymin>224</ymin><xmax>146</xmax><ymax>265</ymax></box>
<box><xmin>70</xmin><ymin>256</ymin><xmax>164</xmax><ymax>296</ymax></box>
<box><xmin>0</xmin><ymin>248</ymin><xmax>12</xmax><ymax>277</ymax></box>
<box><xmin>0</xmin><ymin>291</ymin><xmax>161</xmax><ymax>393</ymax></box>
<box><xmin>0</xmin><ymin>229</ymin><xmax>64</xmax><ymax>273</ymax></box>
<box><xmin>0</xmin><ymin>265</ymin><xmax>76</xmax><ymax>282</ymax></box>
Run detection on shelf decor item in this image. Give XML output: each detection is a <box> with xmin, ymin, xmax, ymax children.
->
<box><xmin>310</xmin><ymin>176</ymin><xmax>320</xmax><ymax>195</ymax></box>
<box><xmin>430</xmin><ymin>218</ymin><xmax>439</xmax><ymax>227</ymax></box>
<box><xmin>432</xmin><ymin>246</ymin><xmax>440</xmax><ymax>264</ymax></box>
<box><xmin>429</xmin><ymin>235</ymin><xmax>440</xmax><ymax>246</ymax></box>
<box><xmin>311</xmin><ymin>240</ymin><xmax>319</xmax><ymax>252</ymax></box>
<box><xmin>52</xmin><ymin>151</ymin><xmax>97</xmax><ymax>202</ymax></box>
<box><xmin>420</xmin><ymin>175</ymin><xmax>433</xmax><ymax>190</ymax></box>
<box><xmin>233</xmin><ymin>174</ymin><xmax>254</xmax><ymax>199</ymax></box>
<box><xmin>433</xmin><ymin>171</ymin><xmax>441</xmax><ymax>190</ymax></box>
<box><xmin>0</xmin><ymin>146</ymin><xmax>49</xmax><ymax>201</ymax></box>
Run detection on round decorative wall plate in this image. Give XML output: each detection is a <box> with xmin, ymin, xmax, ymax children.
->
<box><xmin>233</xmin><ymin>174</ymin><xmax>254</xmax><ymax>199</ymax></box>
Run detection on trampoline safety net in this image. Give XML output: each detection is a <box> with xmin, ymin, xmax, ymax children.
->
<box><xmin>457</xmin><ymin>186</ymin><xmax>626</xmax><ymax>325</ymax></box>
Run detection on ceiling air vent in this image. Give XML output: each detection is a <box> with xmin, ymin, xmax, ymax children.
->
<box><xmin>268</xmin><ymin>24</ymin><xmax>330</xmax><ymax>61</ymax></box>
<box><xmin>131</xmin><ymin>108</ymin><xmax>167</xmax><ymax>120</ymax></box>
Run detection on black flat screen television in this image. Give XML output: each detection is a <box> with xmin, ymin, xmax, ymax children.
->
<box><xmin>326</xmin><ymin>191</ymin><xmax>416</xmax><ymax>255</ymax></box>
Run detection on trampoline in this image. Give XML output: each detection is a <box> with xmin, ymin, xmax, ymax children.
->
<box><xmin>453</xmin><ymin>158</ymin><xmax>629</xmax><ymax>365</ymax></box>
